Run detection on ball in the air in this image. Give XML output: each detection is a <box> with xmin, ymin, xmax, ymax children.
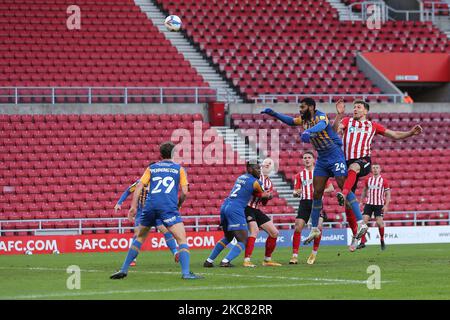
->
<box><xmin>164</xmin><ymin>15</ymin><xmax>182</xmax><ymax>32</ymax></box>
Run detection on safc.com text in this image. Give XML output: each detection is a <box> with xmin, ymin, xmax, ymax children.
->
<box><xmin>0</xmin><ymin>233</ymin><xmax>220</xmax><ymax>255</ymax></box>
<box><xmin>75</xmin><ymin>235</ymin><xmax>216</xmax><ymax>251</ymax></box>
<box><xmin>0</xmin><ymin>239</ymin><xmax>58</xmax><ymax>253</ymax></box>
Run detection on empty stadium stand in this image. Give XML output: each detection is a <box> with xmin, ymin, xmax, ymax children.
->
<box><xmin>0</xmin><ymin>113</ymin><xmax>293</xmax><ymax>235</ymax></box>
<box><xmin>156</xmin><ymin>0</ymin><xmax>449</xmax><ymax>102</ymax></box>
<box><xmin>0</xmin><ymin>0</ymin><xmax>211</xmax><ymax>103</ymax></box>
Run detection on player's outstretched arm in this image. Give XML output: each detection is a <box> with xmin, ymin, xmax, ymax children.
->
<box><xmin>384</xmin><ymin>124</ymin><xmax>423</xmax><ymax>140</ymax></box>
<box><xmin>129</xmin><ymin>181</ymin><xmax>144</xmax><ymax>222</ymax></box>
<box><xmin>333</xmin><ymin>99</ymin><xmax>345</xmax><ymax>134</ymax></box>
<box><xmin>115</xmin><ymin>185</ymin><xmax>133</xmax><ymax>212</ymax></box>
<box><xmin>260</xmin><ymin>108</ymin><xmax>298</xmax><ymax>126</ymax></box>
<box><xmin>299</xmin><ymin>117</ymin><xmax>328</xmax><ymax>142</ymax></box>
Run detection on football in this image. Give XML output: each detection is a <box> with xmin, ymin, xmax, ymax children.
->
<box><xmin>164</xmin><ymin>15</ymin><xmax>182</xmax><ymax>32</ymax></box>
<box><xmin>25</xmin><ymin>250</ymin><xmax>33</xmax><ymax>255</ymax></box>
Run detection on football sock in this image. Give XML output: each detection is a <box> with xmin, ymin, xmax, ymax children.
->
<box><xmin>178</xmin><ymin>243</ymin><xmax>191</xmax><ymax>275</ymax></box>
<box><xmin>245</xmin><ymin>236</ymin><xmax>256</xmax><ymax>258</ymax></box>
<box><xmin>292</xmin><ymin>231</ymin><xmax>301</xmax><ymax>254</ymax></box>
<box><xmin>360</xmin><ymin>233</ymin><xmax>367</xmax><ymax>244</ymax></box>
<box><xmin>346</xmin><ymin>192</ymin><xmax>363</xmax><ymax>221</ymax></box>
<box><xmin>379</xmin><ymin>226</ymin><xmax>385</xmax><ymax>242</ymax></box>
<box><xmin>343</xmin><ymin>169</ymin><xmax>358</xmax><ymax>197</ymax></box>
<box><xmin>224</xmin><ymin>241</ymin><xmax>245</xmax><ymax>262</ymax></box>
<box><xmin>313</xmin><ymin>227</ymin><xmax>322</xmax><ymax>252</ymax></box>
<box><xmin>265</xmin><ymin>236</ymin><xmax>277</xmax><ymax>258</ymax></box>
<box><xmin>163</xmin><ymin>232</ymin><xmax>178</xmax><ymax>255</ymax></box>
<box><xmin>346</xmin><ymin>207</ymin><xmax>358</xmax><ymax>236</ymax></box>
<box><xmin>311</xmin><ymin>199</ymin><xmax>323</xmax><ymax>227</ymax></box>
<box><xmin>121</xmin><ymin>239</ymin><xmax>142</xmax><ymax>273</ymax></box>
<box><xmin>208</xmin><ymin>237</ymin><xmax>229</xmax><ymax>261</ymax></box>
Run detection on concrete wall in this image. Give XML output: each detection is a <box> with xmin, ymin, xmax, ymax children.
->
<box><xmin>356</xmin><ymin>53</ymin><xmax>403</xmax><ymax>100</ymax></box>
<box><xmin>228</xmin><ymin>103</ymin><xmax>450</xmax><ymax>114</ymax></box>
<box><xmin>1</xmin><ymin>103</ymin><xmax>449</xmax><ymax>119</ymax></box>
<box><xmin>0</xmin><ymin>103</ymin><xmax>210</xmax><ymax>119</ymax></box>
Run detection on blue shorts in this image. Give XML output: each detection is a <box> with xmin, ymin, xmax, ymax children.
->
<box><xmin>140</xmin><ymin>207</ymin><xmax>183</xmax><ymax>228</ymax></box>
<box><xmin>315</xmin><ymin>147</ymin><xmax>348</xmax><ymax>177</ymax></box>
<box><xmin>220</xmin><ymin>202</ymin><xmax>247</xmax><ymax>231</ymax></box>
<box><xmin>137</xmin><ymin>207</ymin><xmax>164</xmax><ymax>227</ymax></box>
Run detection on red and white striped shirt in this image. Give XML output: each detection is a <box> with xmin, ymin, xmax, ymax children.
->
<box><xmin>294</xmin><ymin>169</ymin><xmax>332</xmax><ymax>200</ymax></box>
<box><xmin>248</xmin><ymin>174</ymin><xmax>273</xmax><ymax>209</ymax></box>
<box><xmin>365</xmin><ymin>175</ymin><xmax>390</xmax><ymax>206</ymax></box>
<box><xmin>341</xmin><ymin>117</ymin><xmax>386</xmax><ymax>160</ymax></box>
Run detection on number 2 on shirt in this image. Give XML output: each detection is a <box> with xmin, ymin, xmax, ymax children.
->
<box><xmin>230</xmin><ymin>184</ymin><xmax>242</xmax><ymax>198</ymax></box>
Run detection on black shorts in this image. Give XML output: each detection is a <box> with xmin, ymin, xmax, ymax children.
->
<box><xmin>296</xmin><ymin>200</ymin><xmax>326</xmax><ymax>222</ymax></box>
<box><xmin>245</xmin><ymin>206</ymin><xmax>271</xmax><ymax>227</ymax></box>
<box><xmin>363</xmin><ymin>204</ymin><xmax>384</xmax><ymax>218</ymax></box>
<box><xmin>346</xmin><ymin>157</ymin><xmax>372</xmax><ymax>192</ymax></box>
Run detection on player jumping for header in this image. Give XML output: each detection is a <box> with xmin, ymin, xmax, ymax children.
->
<box><xmin>332</xmin><ymin>99</ymin><xmax>422</xmax><ymax>250</ymax></box>
<box><xmin>261</xmin><ymin>97</ymin><xmax>368</xmax><ymax>244</ymax></box>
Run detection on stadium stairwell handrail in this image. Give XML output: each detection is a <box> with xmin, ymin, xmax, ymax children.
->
<box><xmin>252</xmin><ymin>93</ymin><xmax>403</xmax><ymax>104</ymax></box>
<box><xmin>0</xmin><ymin>86</ymin><xmax>243</xmax><ymax>104</ymax></box>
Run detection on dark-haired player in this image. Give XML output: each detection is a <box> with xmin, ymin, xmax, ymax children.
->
<box><xmin>243</xmin><ymin>158</ymin><xmax>282</xmax><ymax>267</ymax></box>
<box><xmin>203</xmin><ymin>160</ymin><xmax>271</xmax><ymax>267</ymax></box>
<box><xmin>359</xmin><ymin>164</ymin><xmax>391</xmax><ymax>250</ymax></box>
<box><xmin>291</xmin><ymin>150</ymin><xmax>334</xmax><ymax>265</ymax></box>
<box><xmin>111</xmin><ymin>141</ymin><xmax>203</xmax><ymax>280</ymax></box>
<box><xmin>114</xmin><ymin>179</ymin><xmax>179</xmax><ymax>266</ymax></box>
<box><xmin>333</xmin><ymin>99</ymin><xmax>422</xmax><ymax>251</ymax></box>
<box><xmin>261</xmin><ymin>98</ymin><xmax>368</xmax><ymax>245</ymax></box>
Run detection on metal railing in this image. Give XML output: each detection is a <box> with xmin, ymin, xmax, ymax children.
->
<box><xmin>420</xmin><ymin>0</ymin><xmax>450</xmax><ymax>22</ymax></box>
<box><xmin>0</xmin><ymin>210</ymin><xmax>449</xmax><ymax>235</ymax></box>
<box><xmin>253</xmin><ymin>93</ymin><xmax>404</xmax><ymax>104</ymax></box>
<box><xmin>0</xmin><ymin>87</ymin><xmax>221</xmax><ymax>104</ymax></box>
<box><xmin>347</xmin><ymin>0</ymin><xmax>447</xmax><ymax>22</ymax></box>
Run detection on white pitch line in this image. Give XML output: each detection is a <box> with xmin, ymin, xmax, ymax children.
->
<box><xmin>1</xmin><ymin>282</ymin><xmax>347</xmax><ymax>300</ymax></box>
<box><xmin>0</xmin><ymin>266</ymin><xmax>387</xmax><ymax>285</ymax></box>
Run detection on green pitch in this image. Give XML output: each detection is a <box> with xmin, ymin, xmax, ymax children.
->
<box><xmin>0</xmin><ymin>244</ymin><xmax>449</xmax><ymax>300</ymax></box>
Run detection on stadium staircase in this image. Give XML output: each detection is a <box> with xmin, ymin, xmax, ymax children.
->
<box><xmin>134</xmin><ymin>0</ymin><xmax>243</xmax><ymax>103</ymax></box>
<box><xmin>156</xmin><ymin>0</ymin><xmax>449</xmax><ymax>102</ymax></box>
<box><xmin>326</xmin><ymin>0</ymin><xmax>362</xmax><ymax>21</ymax></box>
